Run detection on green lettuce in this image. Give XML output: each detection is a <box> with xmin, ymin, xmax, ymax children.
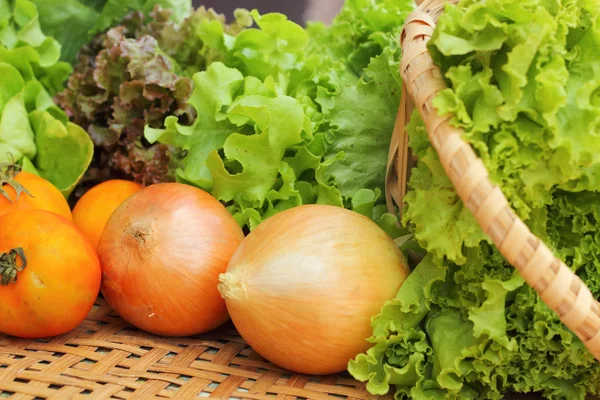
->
<box><xmin>59</xmin><ymin>1</ymin><xmax>411</xmax><ymax>230</ymax></box>
<box><xmin>0</xmin><ymin>0</ymin><xmax>92</xmax><ymax>195</ymax></box>
<box><xmin>170</xmin><ymin>0</ymin><xmax>415</xmax><ymax>228</ymax></box>
<box><xmin>307</xmin><ymin>0</ymin><xmax>412</xmax><ymax>200</ymax></box>
<box><xmin>351</xmin><ymin>0</ymin><xmax>600</xmax><ymax>399</ymax></box>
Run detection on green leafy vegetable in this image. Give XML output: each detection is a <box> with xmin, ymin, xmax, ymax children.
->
<box><xmin>55</xmin><ymin>7</ymin><xmax>254</xmax><ymax>199</ymax></box>
<box><xmin>55</xmin><ymin>16</ymin><xmax>194</xmax><ymax>189</ymax></box>
<box><xmin>351</xmin><ymin>0</ymin><xmax>600</xmax><ymax>399</ymax></box>
<box><xmin>58</xmin><ymin>1</ymin><xmax>407</xmax><ymax>230</ymax></box>
<box><xmin>147</xmin><ymin>1</ymin><xmax>414</xmax><ymax>230</ymax></box>
<box><xmin>0</xmin><ymin>0</ymin><xmax>92</xmax><ymax>195</ymax></box>
<box><xmin>33</xmin><ymin>0</ymin><xmax>192</xmax><ymax>64</ymax></box>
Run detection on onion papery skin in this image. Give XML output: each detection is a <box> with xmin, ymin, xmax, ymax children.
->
<box><xmin>219</xmin><ymin>205</ymin><xmax>410</xmax><ymax>375</ymax></box>
<box><xmin>97</xmin><ymin>183</ymin><xmax>245</xmax><ymax>336</ymax></box>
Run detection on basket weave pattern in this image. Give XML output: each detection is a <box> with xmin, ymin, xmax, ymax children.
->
<box><xmin>388</xmin><ymin>0</ymin><xmax>600</xmax><ymax>360</ymax></box>
<box><xmin>0</xmin><ymin>298</ymin><xmax>387</xmax><ymax>400</ymax></box>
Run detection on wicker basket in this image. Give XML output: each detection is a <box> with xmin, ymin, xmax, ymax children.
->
<box><xmin>387</xmin><ymin>0</ymin><xmax>600</xmax><ymax>361</ymax></box>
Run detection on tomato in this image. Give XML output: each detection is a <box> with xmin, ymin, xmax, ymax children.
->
<box><xmin>0</xmin><ymin>210</ymin><xmax>101</xmax><ymax>338</ymax></box>
<box><xmin>72</xmin><ymin>180</ymin><xmax>143</xmax><ymax>249</ymax></box>
<box><xmin>0</xmin><ymin>171</ymin><xmax>72</xmax><ymax>221</ymax></box>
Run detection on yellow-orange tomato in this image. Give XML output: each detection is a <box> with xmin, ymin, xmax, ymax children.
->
<box><xmin>0</xmin><ymin>210</ymin><xmax>101</xmax><ymax>338</ymax></box>
<box><xmin>0</xmin><ymin>172</ymin><xmax>72</xmax><ymax>220</ymax></box>
<box><xmin>72</xmin><ymin>180</ymin><xmax>143</xmax><ymax>249</ymax></box>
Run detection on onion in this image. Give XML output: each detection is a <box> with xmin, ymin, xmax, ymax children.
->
<box><xmin>218</xmin><ymin>205</ymin><xmax>410</xmax><ymax>375</ymax></box>
<box><xmin>97</xmin><ymin>183</ymin><xmax>245</xmax><ymax>336</ymax></box>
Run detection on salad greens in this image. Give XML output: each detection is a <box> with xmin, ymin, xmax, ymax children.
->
<box><xmin>150</xmin><ymin>2</ymin><xmax>412</xmax><ymax>231</ymax></box>
<box><xmin>57</xmin><ymin>1</ymin><xmax>408</xmax><ymax>233</ymax></box>
<box><xmin>55</xmin><ymin>8</ymin><xmax>200</xmax><ymax>190</ymax></box>
<box><xmin>307</xmin><ymin>0</ymin><xmax>413</xmax><ymax>201</ymax></box>
<box><xmin>350</xmin><ymin>0</ymin><xmax>600</xmax><ymax>399</ymax></box>
<box><xmin>33</xmin><ymin>0</ymin><xmax>191</xmax><ymax>63</ymax></box>
<box><xmin>0</xmin><ymin>0</ymin><xmax>92</xmax><ymax>195</ymax></box>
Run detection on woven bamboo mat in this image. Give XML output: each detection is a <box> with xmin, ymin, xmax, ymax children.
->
<box><xmin>0</xmin><ymin>298</ymin><xmax>388</xmax><ymax>400</ymax></box>
<box><xmin>0</xmin><ymin>297</ymin><xmax>591</xmax><ymax>399</ymax></box>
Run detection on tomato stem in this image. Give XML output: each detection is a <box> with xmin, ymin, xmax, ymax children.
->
<box><xmin>0</xmin><ymin>163</ymin><xmax>32</xmax><ymax>203</ymax></box>
<box><xmin>0</xmin><ymin>248</ymin><xmax>27</xmax><ymax>285</ymax></box>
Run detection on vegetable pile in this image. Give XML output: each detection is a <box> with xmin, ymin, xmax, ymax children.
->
<box><xmin>0</xmin><ymin>0</ymin><xmax>600</xmax><ymax>399</ymax></box>
<box><xmin>350</xmin><ymin>1</ymin><xmax>600</xmax><ymax>399</ymax></box>
<box><xmin>55</xmin><ymin>0</ymin><xmax>410</xmax><ymax>233</ymax></box>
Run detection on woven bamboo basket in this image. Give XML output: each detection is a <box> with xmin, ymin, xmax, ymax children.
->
<box><xmin>387</xmin><ymin>0</ymin><xmax>600</xmax><ymax>361</ymax></box>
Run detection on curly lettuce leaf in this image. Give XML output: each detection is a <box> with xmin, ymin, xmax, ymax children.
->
<box><xmin>231</xmin><ymin>10</ymin><xmax>309</xmax><ymax>84</ymax></box>
<box><xmin>404</xmin><ymin>0</ymin><xmax>600</xmax><ymax>262</ymax></box>
<box><xmin>402</xmin><ymin>110</ymin><xmax>487</xmax><ymax>264</ymax></box>
<box><xmin>353</xmin><ymin>245</ymin><xmax>598</xmax><ymax>400</ymax></box>
<box><xmin>28</xmin><ymin>110</ymin><xmax>94</xmax><ymax>195</ymax></box>
<box><xmin>56</xmin><ymin>21</ymin><xmax>196</xmax><ymax>188</ymax></box>
<box><xmin>306</xmin><ymin>0</ymin><xmax>413</xmax><ymax>75</ymax></box>
<box><xmin>428</xmin><ymin>0</ymin><xmax>600</xmax><ymax>219</ymax></box>
<box><xmin>33</xmin><ymin>0</ymin><xmax>192</xmax><ymax>64</ymax></box>
<box><xmin>319</xmin><ymin>44</ymin><xmax>402</xmax><ymax>199</ymax></box>
<box><xmin>0</xmin><ymin>0</ymin><xmax>92</xmax><ymax>195</ymax></box>
<box><xmin>142</xmin><ymin>5</ymin><xmax>408</xmax><ymax>230</ymax></box>
<box><xmin>349</xmin><ymin>255</ymin><xmax>446</xmax><ymax>395</ymax></box>
<box><xmin>206</xmin><ymin>94</ymin><xmax>306</xmax><ymax>204</ymax></box>
<box><xmin>146</xmin><ymin>62</ymin><xmax>244</xmax><ymax>190</ymax></box>
<box><xmin>147</xmin><ymin>61</ymin><xmax>349</xmax><ymax>229</ymax></box>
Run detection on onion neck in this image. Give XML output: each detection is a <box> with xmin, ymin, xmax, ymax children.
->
<box><xmin>218</xmin><ymin>272</ymin><xmax>247</xmax><ymax>301</ymax></box>
<box><xmin>124</xmin><ymin>222</ymin><xmax>154</xmax><ymax>262</ymax></box>
<box><xmin>0</xmin><ymin>163</ymin><xmax>32</xmax><ymax>202</ymax></box>
<box><xmin>0</xmin><ymin>248</ymin><xmax>27</xmax><ymax>285</ymax></box>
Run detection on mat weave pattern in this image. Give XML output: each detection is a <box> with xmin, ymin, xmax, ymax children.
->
<box><xmin>0</xmin><ymin>298</ymin><xmax>387</xmax><ymax>400</ymax></box>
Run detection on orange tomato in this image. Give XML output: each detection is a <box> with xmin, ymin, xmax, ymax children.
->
<box><xmin>72</xmin><ymin>180</ymin><xmax>143</xmax><ymax>249</ymax></box>
<box><xmin>0</xmin><ymin>210</ymin><xmax>101</xmax><ymax>338</ymax></box>
<box><xmin>0</xmin><ymin>171</ymin><xmax>72</xmax><ymax>220</ymax></box>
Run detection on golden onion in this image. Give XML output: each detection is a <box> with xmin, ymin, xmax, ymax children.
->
<box><xmin>218</xmin><ymin>204</ymin><xmax>410</xmax><ymax>375</ymax></box>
